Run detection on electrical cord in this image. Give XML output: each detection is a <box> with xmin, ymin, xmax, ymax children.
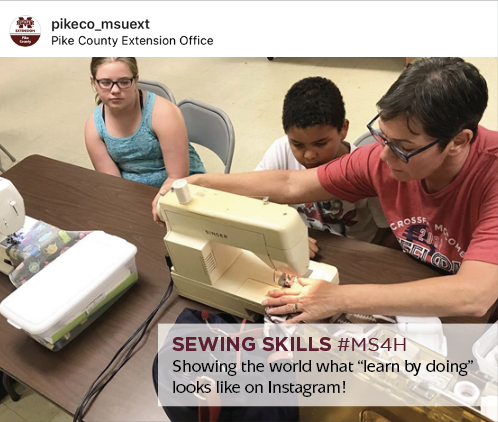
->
<box><xmin>73</xmin><ymin>256</ymin><xmax>175</xmax><ymax>422</ymax></box>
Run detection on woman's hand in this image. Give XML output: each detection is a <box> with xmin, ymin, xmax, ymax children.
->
<box><xmin>308</xmin><ymin>236</ymin><xmax>319</xmax><ymax>258</ymax></box>
<box><xmin>152</xmin><ymin>174</ymin><xmax>201</xmax><ymax>225</ymax></box>
<box><xmin>262</xmin><ymin>278</ymin><xmax>342</xmax><ymax>323</ymax></box>
<box><xmin>152</xmin><ymin>178</ymin><xmax>177</xmax><ymax>226</ymax></box>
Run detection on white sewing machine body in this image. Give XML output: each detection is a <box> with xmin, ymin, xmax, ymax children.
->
<box><xmin>0</xmin><ymin>177</ymin><xmax>27</xmax><ymax>274</ymax></box>
<box><xmin>157</xmin><ymin>182</ymin><xmax>339</xmax><ymax>321</ymax></box>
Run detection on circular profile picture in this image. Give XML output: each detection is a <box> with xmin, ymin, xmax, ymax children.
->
<box><xmin>10</xmin><ymin>16</ymin><xmax>41</xmax><ymax>47</ymax></box>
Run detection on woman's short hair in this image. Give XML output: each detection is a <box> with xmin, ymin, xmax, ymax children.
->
<box><xmin>377</xmin><ymin>57</ymin><xmax>488</xmax><ymax>148</ymax></box>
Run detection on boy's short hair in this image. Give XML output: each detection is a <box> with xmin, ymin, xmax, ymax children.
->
<box><xmin>377</xmin><ymin>57</ymin><xmax>488</xmax><ymax>148</ymax></box>
<box><xmin>282</xmin><ymin>77</ymin><xmax>346</xmax><ymax>133</ymax></box>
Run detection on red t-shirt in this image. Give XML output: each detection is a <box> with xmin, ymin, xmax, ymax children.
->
<box><xmin>317</xmin><ymin>126</ymin><xmax>498</xmax><ymax>274</ymax></box>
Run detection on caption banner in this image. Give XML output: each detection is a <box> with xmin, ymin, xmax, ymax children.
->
<box><xmin>157</xmin><ymin>323</ymin><xmax>496</xmax><ymax>407</ymax></box>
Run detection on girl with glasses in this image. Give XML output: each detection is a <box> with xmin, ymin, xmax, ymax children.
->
<box><xmin>85</xmin><ymin>57</ymin><xmax>205</xmax><ymax>209</ymax></box>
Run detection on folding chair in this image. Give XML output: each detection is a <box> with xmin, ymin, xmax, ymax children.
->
<box><xmin>178</xmin><ymin>99</ymin><xmax>235</xmax><ymax>174</ymax></box>
<box><xmin>353</xmin><ymin>132</ymin><xmax>377</xmax><ymax>148</ymax></box>
<box><xmin>137</xmin><ymin>79</ymin><xmax>176</xmax><ymax>104</ymax></box>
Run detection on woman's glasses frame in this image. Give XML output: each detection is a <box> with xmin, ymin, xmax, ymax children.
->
<box><xmin>367</xmin><ymin>114</ymin><xmax>442</xmax><ymax>163</ymax></box>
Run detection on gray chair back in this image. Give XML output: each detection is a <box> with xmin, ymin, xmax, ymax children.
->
<box><xmin>354</xmin><ymin>132</ymin><xmax>377</xmax><ymax>148</ymax></box>
<box><xmin>137</xmin><ymin>79</ymin><xmax>176</xmax><ymax>104</ymax></box>
<box><xmin>178</xmin><ymin>99</ymin><xmax>235</xmax><ymax>174</ymax></box>
<box><xmin>0</xmin><ymin>144</ymin><xmax>16</xmax><ymax>173</ymax></box>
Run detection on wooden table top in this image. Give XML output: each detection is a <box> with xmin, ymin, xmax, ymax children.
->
<box><xmin>0</xmin><ymin>155</ymin><xmax>489</xmax><ymax>421</ymax></box>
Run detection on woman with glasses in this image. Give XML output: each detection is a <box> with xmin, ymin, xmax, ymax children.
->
<box><xmin>84</xmin><ymin>57</ymin><xmax>205</xmax><ymax>205</ymax></box>
<box><xmin>156</xmin><ymin>57</ymin><xmax>497</xmax><ymax>322</ymax></box>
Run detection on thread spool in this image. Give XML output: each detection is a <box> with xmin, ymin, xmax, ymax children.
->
<box><xmin>453</xmin><ymin>381</ymin><xmax>480</xmax><ymax>405</ymax></box>
<box><xmin>172</xmin><ymin>179</ymin><xmax>192</xmax><ymax>204</ymax></box>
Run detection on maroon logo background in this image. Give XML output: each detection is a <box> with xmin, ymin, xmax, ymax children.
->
<box><xmin>10</xmin><ymin>16</ymin><xmax>41</xmax><ymax>47</ymax></box>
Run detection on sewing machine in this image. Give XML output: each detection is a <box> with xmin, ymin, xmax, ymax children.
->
<box><xmin>156</xmin><ymin>180</ymin><xmax>339</xmax><ymax>321</ymax></box>
<box><xmin>0</xmin><ymin>177</ymin><xmax>32</xmax><ymax>275</ymax></box>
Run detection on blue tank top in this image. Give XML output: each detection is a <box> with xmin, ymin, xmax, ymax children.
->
<box><xmin>93</xmin><ymin>91</ymin><xmax>206</xmax><ymax>188</ymax></box>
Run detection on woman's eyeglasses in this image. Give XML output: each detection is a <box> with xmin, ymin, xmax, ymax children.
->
<box><xmin>367</xmin><ymin>114</ymin><xmax>442</xmax><ymax>163</ymax></box>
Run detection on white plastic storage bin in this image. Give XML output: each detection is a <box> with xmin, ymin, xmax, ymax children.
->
<box><xmin>0</xmin><ymin>231</ymin><xmax>138</xmax><ymax>351</ymax></box>
<box><xmin>472</xmin><ymin>322</ymin><xmax>498</xmax><ymax>381</ymax></box>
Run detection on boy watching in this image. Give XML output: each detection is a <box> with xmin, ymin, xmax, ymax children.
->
<box><xmin>255</xmin><ymin>77</ymin><xmax>388</xmax><ymax>254</ymax></box>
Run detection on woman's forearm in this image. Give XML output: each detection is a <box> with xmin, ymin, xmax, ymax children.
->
<box><xmin>188</xmin><ymin>170</ymin><xmax>294</xmax><ymax>203</ymax></box>
<box><xmin>188</xmin><ymin>168</ymin><xmax>333</xmax><ymax>205</ymax></box>
<box><xmin>339</xmin><ymin>275</ymin><xmax>491</xmax><ymax>318</ymax></box>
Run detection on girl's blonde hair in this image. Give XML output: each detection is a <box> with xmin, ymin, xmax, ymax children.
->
<box><xmin>90</xmin><ymin>57</ymin><xmax>139</xmax><ymax>104</ymax></box>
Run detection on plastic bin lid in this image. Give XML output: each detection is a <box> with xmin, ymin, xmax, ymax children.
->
<box><xmin>472</xmin><ymin>321</ymin><xmax>498</xmax><ymax>381</ymax></box>
<box><xmin>0</xmin><ymin>231</ymin><xmax>137</xmax><ymax>335</ymax></box>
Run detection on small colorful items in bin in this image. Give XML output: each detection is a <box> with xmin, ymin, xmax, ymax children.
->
<box><xmin>2</xmin><ymin>219</ymin><xmax>90</xmax><ymax>288</ymax></box>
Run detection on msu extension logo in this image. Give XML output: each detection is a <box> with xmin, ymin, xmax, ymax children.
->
<box><xmin>10</xmin><ymin>16</ymin><xmax>41</xmax><ymax>47</ymax></box>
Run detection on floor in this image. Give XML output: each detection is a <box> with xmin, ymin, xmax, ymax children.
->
<box><xmin>0</xmin><ymin>57</ymin><xmax>496</xmax><ymax>421</ymax></box>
